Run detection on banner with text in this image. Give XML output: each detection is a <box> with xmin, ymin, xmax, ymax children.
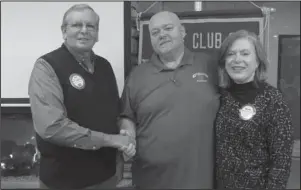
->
<box><xmin>138</xmin><ymin>17</ymin><xmax>264</xmax><ymax>64</ymax></box>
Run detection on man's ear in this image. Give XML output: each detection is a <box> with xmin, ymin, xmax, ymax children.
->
<box><xmin>61</xmin><ymin>26</ymin><xmax>67</xmax><ymax>40</ymax></box>
<box><xmin>180</xmin><ymin>24</ymin><xmax>186</xmax><ymax>39</ymax></box>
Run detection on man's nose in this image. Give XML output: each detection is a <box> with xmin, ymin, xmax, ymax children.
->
<box><xmin>158</xmin><ymin>31</ymin><xmax>167</xmax><ymax>40</ymax></box>
<box><xmin>79</xmin><ymin>25</ymin><xmax>88</xmax><ymax>33</ymax></box>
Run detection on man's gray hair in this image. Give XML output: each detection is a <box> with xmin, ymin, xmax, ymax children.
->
<box><xmin>61</xmin><ymin>4</ymin><xmax>100</xmax><ymax>30</ymax></box>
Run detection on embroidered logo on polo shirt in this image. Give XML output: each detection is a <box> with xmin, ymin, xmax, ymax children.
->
<box><xmin>69</xmin><ymin>73</ymin><xmax>85</xmax><ymax>90</ymax></box>
<box><xmin>192</xmin><ymin>72</ymin><xmax>208</xmax><ymax>82</ymax></box>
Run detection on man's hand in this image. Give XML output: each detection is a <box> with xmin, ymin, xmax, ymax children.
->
<box><xmin>120</xmin><ymin>129</ymin><xmax>135</xmax><ymax>139</ymax></box>
<box><xmin>119</xmin><ymin>129</ymin><xmax>136</xmax><ymax>161</ymax></box>
<box><xmin>110</xmin><ymin>134</ymin><xmax>135</xmax><ymax>150</ymax></box>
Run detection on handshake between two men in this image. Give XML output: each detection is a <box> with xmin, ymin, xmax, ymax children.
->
<box><xmin>110</xmin><ymin>129</ymin><xmax>136</xmax><ymax>161</ymax></box>
<box><xmin>119</xmin><ymin>129</ymin><xmax>136</xmax><ymax>161</ymax></box>
<box><xmin>109</xmin><ymin>118</ymin><xmax>136</xmax><ymax>161</ymax></box>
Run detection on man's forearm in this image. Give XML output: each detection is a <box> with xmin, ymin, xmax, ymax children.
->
<box><xmin>39</xmin><ymin>118</ymin><xmax>119</xmax><ymax>150</ymax></box>
<box><xmin>119</xmin><ymin>118</ymin><xmax>136</xmax><ymax>137</ymax></box>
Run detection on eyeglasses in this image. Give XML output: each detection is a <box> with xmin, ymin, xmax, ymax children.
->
<box><xmin>67</xmin><ymin>23</ymin><xmax>97</xmax><ymax>32</ymax></box>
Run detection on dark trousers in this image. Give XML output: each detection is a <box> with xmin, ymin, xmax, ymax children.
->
<box><xmin>39</xmin><ymin>176</ymin><xmax>117</xmax><ymax>189</ymax></box>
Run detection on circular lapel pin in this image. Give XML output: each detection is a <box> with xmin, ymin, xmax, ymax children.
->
<box><xmin>69</xmin><ymin>73</ymin><xmax>85</xmax><ymax>90</ymax></box>
<box><xmin>239</xmin><ymin>104</ymin><xmax>256</xmax><ymax>120</ymax></box>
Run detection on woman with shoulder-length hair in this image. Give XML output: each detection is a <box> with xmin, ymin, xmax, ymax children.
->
<box><xmin>214</xmin><ymin>30</ymin><xmax>294</xmax><ymax>189</ymax></box>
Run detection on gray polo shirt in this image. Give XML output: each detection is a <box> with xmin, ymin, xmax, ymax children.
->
<box><xmin>121</xmin><ymin>48</ymin><xmax>220</xmax><ymax>188</ymax></box>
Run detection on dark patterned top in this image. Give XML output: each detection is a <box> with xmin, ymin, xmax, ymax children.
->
<box><xmin>215</xmin><ymin>82</ymin><xmax>294</xmax><ymax>189</ymax></box>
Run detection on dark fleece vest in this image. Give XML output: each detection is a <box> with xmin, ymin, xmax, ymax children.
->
<box><xmin>36</xmin><ymin>44</ymin><xmax>120</xmax><ymax>189</ymax></box>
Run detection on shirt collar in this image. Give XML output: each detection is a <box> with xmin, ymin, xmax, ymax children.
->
<box><xmin>150</xmin><ymin>47</ymin><xmax>194</xmax><ymax>73</ymax></box>
<box><xmin>62</xmin><ymin>43</ymin><xmax>95</xmax><ymax>64</ymax></box>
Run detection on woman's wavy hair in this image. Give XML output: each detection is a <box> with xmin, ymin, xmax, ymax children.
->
<box><xmin>217</xmin><ymin>30</ymin><xmax>268</xmax><ymax>88</ymax></box>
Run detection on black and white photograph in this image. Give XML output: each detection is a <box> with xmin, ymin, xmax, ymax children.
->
<box><xmin>1</xmin><ymin>1</ymin><xmax>300</xmax><ymax>189</ymax></box>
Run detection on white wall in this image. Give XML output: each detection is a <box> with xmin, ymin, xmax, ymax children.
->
<box><xmin>1</xmin><ymin>2</ymin><xmax>124</xmax><ymax>100</ymax></box>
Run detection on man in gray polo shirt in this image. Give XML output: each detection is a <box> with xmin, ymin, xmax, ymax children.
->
<box><xmin>119</xmin><ymin>11</ymin><xmax>220</xmax><ymax>188</ymax></box>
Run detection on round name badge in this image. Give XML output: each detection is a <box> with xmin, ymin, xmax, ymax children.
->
<box><xmin>69</xmin><ymin>73</ymin><xmax>85</xmax><ymax>90</ymax></box>
<box><xmin>239</xmin><ymin>104</ymin><xmax>256</xmax><ymax>121</ymax></box>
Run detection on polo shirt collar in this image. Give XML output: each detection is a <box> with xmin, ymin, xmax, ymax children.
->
<box><xmin>62</xmin><ymin>43</ymin><xmax>95</xmax><ymax>64</ymax></box>
<box><xmin>150</xmin><ymin>47</ymin><xmax>194</xmax><ymax>73</ymax></box>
